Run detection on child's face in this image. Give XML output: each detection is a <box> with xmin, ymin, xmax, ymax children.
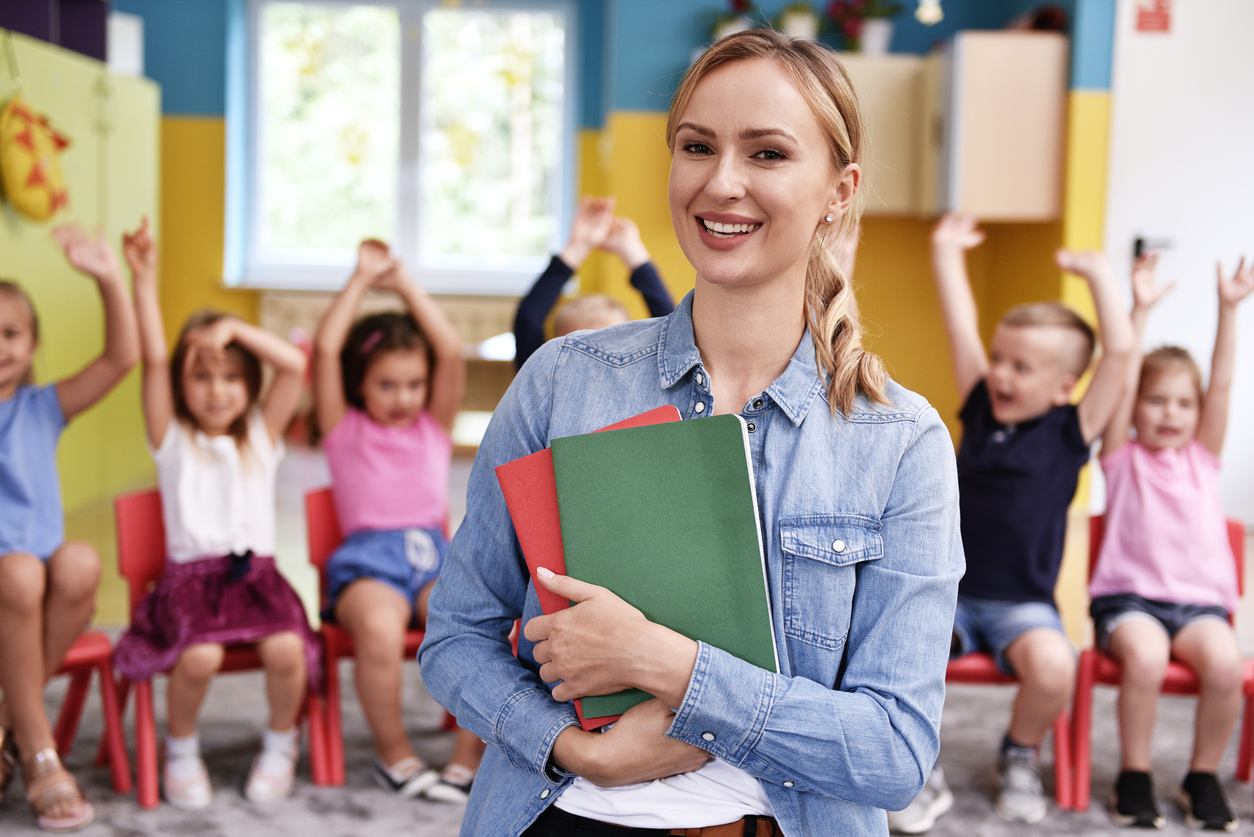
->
<box><xmin>0</xmin><ymin>294</ymin><xmax>36</xmax><ymax>400</ymax></box>
<box><xmin>181</xmin><ymin>353</ymin><xmax>251</xmax><ymax>436</ymax></box>
<box><xmin>361</xmin><ymin>349</ymin><xmax>429</xmax><ymax>429</ymax></box>
<box><xmin>1133</xmin><ymin>367</ymin><xmax>1200</xmax><ymax>451</ymax></box>
<box><xmin>986</xmin><ymin>324</ymin><xmax>1079</xmax><ymax>426</ymax></box>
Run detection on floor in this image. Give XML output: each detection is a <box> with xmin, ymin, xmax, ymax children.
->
<box><xmin>9</xmin><ymin>446</ymin><xmax>1253</xmax><ymax>836</ymax></box>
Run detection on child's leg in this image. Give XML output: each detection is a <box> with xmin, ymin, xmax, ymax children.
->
<box><xmin>1106</xmin><ymin>618</ymin><xmax>1170</xmax><ymax>771</ymax></box>
<box><xmin>166</xmin><ymin>644</ymin><xmax>225</xmax><ymax>737</ymax></box>
<box><xmin>42</xmin><ymin>542</ymin><xmax>102</xmax><ymax>680</ymax></box>
<box><xmin>448</xmin><ymin>728</ymin><xmax>487</xmax><ymax>772</ymax></box>
<box><xmin>256</xmin><ymin>630</ymin><xmax>307</xmax><ymax>732</ymax></box>
<box><xmin>0</xmin><ymin>552</ymin><xmax>58</xmax><ymax>754</ymax></box>
<box><xmin>335</xmin><ymin>578</ymin><xmax>416</xmax><ymax>767</ymax></box>
<box><xmin>1004</xmin><ymin>627</ymin><xmax>1075</xmax><ymax>748</ymax></box>
<box><xmin>1172</xmin><ymin>619</ymin><xmax>1243</xmax><ymax>773</ymax></box>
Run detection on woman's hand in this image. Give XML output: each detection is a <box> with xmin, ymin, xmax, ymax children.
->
<box><xmin>551</xmin><ymin>699</ymin><xmax>711</xmax><ymax>787</ymax></box>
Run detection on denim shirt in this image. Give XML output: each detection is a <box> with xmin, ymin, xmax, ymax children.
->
<box><xmin>419</xmin><ymin>293</ymin><xmax>964</xmax><ymax>837</ymax></box>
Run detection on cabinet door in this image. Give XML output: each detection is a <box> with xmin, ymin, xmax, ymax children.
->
<box><xmin>922</xmin><ymin>31</ymin><xmax>1069</xmax><ymax>221</ymax></box>
<box><xmin>838</xmin><ymin>54</ymin><xmax>923</xmax><ymax>216</ymax></box>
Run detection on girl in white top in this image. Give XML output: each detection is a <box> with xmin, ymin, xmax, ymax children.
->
<box><xmin>112</xmin><ymin>218</ymin><xmax>318</xmax><ymax>809</ymax></box>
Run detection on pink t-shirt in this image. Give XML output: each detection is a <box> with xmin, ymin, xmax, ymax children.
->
<box><xmin>1090</xmin><ymin>438</ymin><xmax>1237</xmax><ymax>612</ymax></box>
<box><xmin>322</xmin><ymin>408</ymin><xmax>452</xmax><ymax>536</ymax></box>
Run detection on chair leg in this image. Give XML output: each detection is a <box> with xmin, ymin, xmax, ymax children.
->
<box><xmin>305</xmin><ymin>693</ymin><xmax>331</xmax><ymax>787</ymax></box>
<box><xmin>1053</xmin><ymin>711</ymin><xmax>1073</xmax><ymax>810</ymax></box>
<box><xmin>96</xmin><ymin>676</ymin><xmax>131</xmax><ymax>768</ymax></box>
<box><xmin>325</xmin><ymin>655</ymin><xmax>346</xmax><ymax>787</ymax></box>
<box><xmin>97</xmin><ymin>658</ymin><xmax>133</xmax><ymax>793</ymax></box>
<box><xmin>1071</xmin><ymin>651</ymin><xmax>1096</xmax><ymax>811</ymax></box>
<box><xmin>53</xmin><ymin>669</ymin><xmax>92</xmax><ymax>756</ymax></box>
<box><xmin>135</xmin><ymin>680</ymin><xmax>160</xmax><ymax>809</ymax></box>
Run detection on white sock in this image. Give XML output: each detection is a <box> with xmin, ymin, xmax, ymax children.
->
<box><xmin>257</xmin><ymin>726</ymin><xmax>298</xmax><ymax>773</ymax></box>
<box><xmin>165</xmin><ymin>732</ymin><xmax>204</xmax><ymax>780</ymax></box>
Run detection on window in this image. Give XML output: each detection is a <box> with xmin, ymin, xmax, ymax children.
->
<box><xmin>235</xmin><ymin>0</ymin><xmax>575</xmax><ymax>294</ymax></box>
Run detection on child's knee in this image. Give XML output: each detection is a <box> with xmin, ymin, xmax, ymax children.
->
<box><xmin>176</xmin><ymin>644</ymin><xmax>225</xmax><ymax>682</ymax></box>
<box><xmin>1013</xmin><ymin>632</ymin><xmax>1075</xmax><ymax>692</ymax></box>
<box><xmin>48</xmin><ymin>541</ymin><xmax>102</xmax><ymax>602</ymax></box>
<box><xmin>262</xmin><ymin>632</ymin><xmax>306</xmax><ymax>675</ymax></box>
<box><xmin>0</xmin><ymin>552</ymin><xmax>47</xmax><ymax>613</ymax></box>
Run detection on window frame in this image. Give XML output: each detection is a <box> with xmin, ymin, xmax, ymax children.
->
<box><xmin>230</xmin><ymin>0</ymin><xmax>579</xmax><ymax>295</ymax></box>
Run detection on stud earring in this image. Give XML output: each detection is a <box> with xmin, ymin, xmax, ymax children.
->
<box><xmin>824</xmin><ymin>213</ymin><xmax>835</xmax><ymax>223</ymax></box>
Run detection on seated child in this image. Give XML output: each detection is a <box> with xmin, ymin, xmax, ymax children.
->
<box><xmin>891</xmin><ymin>214</ymin><xmax>1133</xmax><ymax>832</ymax></box>
<box><xmin>513</xmin><ymin>195</ymin><xmax>674</xmax><ymax>368</ymax></box>
<box><xmin>313</xmin><ymin>239</ymin><xmax>484</xmax><ymax>802</ymax></box>
<box><xmin>0</xmin><ymin>225</ymin><xmax>139</xmax><ymax>832</ymax></box>
<box><xmin>1090</xmin><ymin>252</ymin><xmax>1253</xmax><ymax>830</ymax></box>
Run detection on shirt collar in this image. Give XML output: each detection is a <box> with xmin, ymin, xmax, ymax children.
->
<box><xmin>658</xmin><ymin>292</ymin><xmax>825</xmax><ymax>426</ymax></box>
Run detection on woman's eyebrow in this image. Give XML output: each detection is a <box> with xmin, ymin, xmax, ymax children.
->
<box><xmin>674</xmin><ymin>122</ymin><xmax>797</xmax><ymax>144</ymax></box>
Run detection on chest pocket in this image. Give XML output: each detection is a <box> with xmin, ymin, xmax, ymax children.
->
<box><xmin>780</xmin><ymin>516</ymin><xmax>883</xmax><ymax>650</ymax></box>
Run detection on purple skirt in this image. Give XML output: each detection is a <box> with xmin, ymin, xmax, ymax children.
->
<box><xmin>113</xmin><ymin>554</ymin><xmax>322</xmax><ymax>693</ymax></box>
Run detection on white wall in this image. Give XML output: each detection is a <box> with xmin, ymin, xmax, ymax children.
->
<box><xmin>1101</xmin><ymin>0</ymin><xmax>1254</xmax><ymax>524</ymax></box>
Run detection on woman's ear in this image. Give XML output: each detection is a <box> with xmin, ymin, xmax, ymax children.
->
<box><xmin>828</xmin><ymin>163</ymin><xmax>861</xmax><ymax>219</ymax></box>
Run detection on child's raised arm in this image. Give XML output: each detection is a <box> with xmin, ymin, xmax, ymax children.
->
<box><xmin>1197</xmin><ymin>256</ymin><xmax>1254</xmax><ymax>457</ymax></box>
<box><xmin>1055</xmin><ymin>249</ymin><xmax>1134</xmax><ymax>445</ymax></box>
<box><xmin>50</xmin><ymin>223</ymin><xmax>140</xmax><ymax>421</ymax></box>
<box><xmin>379</xmin><ymin>262</ymin><xmax>465</xmax><ymax>433</ymax></box>
<box><xmin>930</xmin><ymin>213</ymin><xmax>988</xmax><ymax>403</ymax></box>
<box><xmin>121</xmin><ymin>217</ymin><xmax>175</xmax><ymax>448</ymax></box>
<box><xmin>187</xmin><ymin>318</ymin><xmax>307</xmax><ymax>444</ymax></box>
<box><xmin>1100</xmin><ymin>253</ymin><xmax>1174</xmax><ymax>457</ymax></box>
<box><xmin>313</xmin><ymin>239</ymin><xmax>397</xmax><ymax>437</ymax></box>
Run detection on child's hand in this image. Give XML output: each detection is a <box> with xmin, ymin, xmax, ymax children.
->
<box><xmin>373</xmin><ymin>260</ymin><xmax>414</xmax><ymax>294</ymax></box>
<box><xmin>1130</xmin><ymin>252</ymin><xmax>1174</xmax><ymax>312</ymax></box>
<box><xmin>601</xmin><ymin>216</ymin><xmax>650</xmax><ymax>270</ymax></box>
<box><xmin>52</xmin><ymin>223</ymin><xmax>122</xmax><ymax>281</ymax></box>
<box><xmin>1055</xmin><ymin>249</ymin><xmax>1113</xmax><ymax>284</ymax></box>
<box><xmin>1217</xmin><ymin>256</ymin><xmax>1254</xmax><ymax>308</ymax></box>
<box><xmin>931</xmin><ymin>213</ymin><xmax>984</xmax><ymax>251</ymax></box>
<box><xmin>355</xmin><ymin>239</ymin><xmax>396</xmax><ymax>286</ymax></box>
<box><xmin>122</xmin><ymin>216</ymin><xmax>158</xmax><ymax>277</ymax></box>
<box><xmin>183</xmin><ymin>317</ymin><xmax>239</xmax><ymax>373</ymax></box>
<box><xmin>570</xmin><ymin>196</ymin><xmax>616</xmax><ymax>252</ymax></box>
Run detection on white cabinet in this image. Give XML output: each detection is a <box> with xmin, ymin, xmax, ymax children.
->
<box><xmin>838</xmin><ymin>53</ymin><xmax>924</xmax><ymax>217</ymax></box>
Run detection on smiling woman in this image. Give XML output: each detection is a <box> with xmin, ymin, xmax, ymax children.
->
<box><xmin>418</xmin><ymin>29</ymin><xmax>963</xmax><ymax>837</ymax></box>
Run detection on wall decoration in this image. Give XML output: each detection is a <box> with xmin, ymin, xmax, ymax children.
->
<box><xmin>0</xmin><ymin>94</ymin><xmax>71</xmax><ymax>220</ymax></box>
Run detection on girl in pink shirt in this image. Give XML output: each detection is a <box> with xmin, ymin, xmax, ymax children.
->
<box><xmin>313</xmin><ymin>240</ymin><xmax>483</xmax><ymax>802</ymax></box>
<box><xmin>1091</xmin><ymin>252</ymin><xmax>1254</xmax><ymax>829</ymax></box>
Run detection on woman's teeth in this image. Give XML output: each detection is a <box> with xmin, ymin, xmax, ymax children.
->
<box><xmin>702</xmin><ymin>219</ymin><xmax>761</xmax><ymax>238</ymax></box>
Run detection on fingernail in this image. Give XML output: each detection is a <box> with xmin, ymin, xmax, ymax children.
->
<box><xmin>537</xmin><ymin>567</ymin><xmax>555</xmax><ymax>579</ymax></box>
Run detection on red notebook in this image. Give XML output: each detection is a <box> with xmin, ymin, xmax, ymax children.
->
<box><xmin>494</xmin><ymin>405</ymin><xmax>681</xmax><ymax>729</ymax></box>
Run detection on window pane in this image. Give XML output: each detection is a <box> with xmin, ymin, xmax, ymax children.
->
<box><xmin>418</xmin><ymin>9</ymin><xmax>566</xmax><ymax>265</ymax></box>
<box><xmin>258</xmin><ymin>4</ymin><xmax>399</xmax><ymax>256</ymax></box>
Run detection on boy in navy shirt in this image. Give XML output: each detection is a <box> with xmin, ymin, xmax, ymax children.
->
<box><xmin>891</xmin><ymin>214</ymin><xmax>1132</xmax><ymax>832</ymax></box>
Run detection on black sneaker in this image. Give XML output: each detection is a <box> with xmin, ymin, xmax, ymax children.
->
<box><xmin>1178</xmin><ymin>771</ymin><xmax>1237</xmax><ymax>832</ymax></box>
<box><xmin>1109</xmin><ymin>770</ymin><xmax>1163</xmax><ymax>829</ymax></box>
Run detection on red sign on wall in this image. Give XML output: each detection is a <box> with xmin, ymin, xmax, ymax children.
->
<box><xmin>1136</xmin><ymin>0</ymin><xmax>1171</xmax><ymax>33</ymax></box>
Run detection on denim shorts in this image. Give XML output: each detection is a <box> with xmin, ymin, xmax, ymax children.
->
<box><xmin>1090</xmin><ymin>593</ymin><xmax>1230</xmax><ymax>654</ymax></box>
<box><xmin>323</xmin><ymin>527</ymin><xmax>448</xmax><ymax>623</ymax></box>
<box><xmin>951</xmin><ymin>593</ymin><xmax>1069</xmax><ymax>675</ymax></box>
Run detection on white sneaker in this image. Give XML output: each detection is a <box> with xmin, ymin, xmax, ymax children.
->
<box><xmin>888</xmin><ymin>767</ymin><xmax>954</xmax><ymax>834</ymax></box>
<box><xmin>244</xmin><ymin>749</ymin><xmax>296</xmax><ymax>802</ymax></box>
<box><xmin>994</xmin><ymin>750</ymin><xmax>1047</xmax><ymax>823</ymax></box>
<box><xmin>163</xmin><ymin>757</ymin><xmax>212</xmax><ymax>809</ymax></box>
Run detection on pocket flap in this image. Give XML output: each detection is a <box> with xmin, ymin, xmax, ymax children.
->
<box><xmin>780</xmin><ymin>516</ymin><xmax>882</xmax><ymax>567</ymax></box>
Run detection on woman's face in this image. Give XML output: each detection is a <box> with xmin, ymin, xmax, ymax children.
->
<box><xmin>668</xmin><ymin>56</ymin><xmax>847</xmax><ymax>292</ymax></box>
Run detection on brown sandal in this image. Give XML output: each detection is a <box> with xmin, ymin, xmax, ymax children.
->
<box><xmin>22</xmin><ymin>748</ymin><xmax>94</xmax><ymax>832</ymax></box>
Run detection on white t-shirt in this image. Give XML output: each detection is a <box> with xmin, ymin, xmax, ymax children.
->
<box><xmin>153</xmin><ymin>411</ymin><xmax>281</xmax><ymax>563</ymax></box>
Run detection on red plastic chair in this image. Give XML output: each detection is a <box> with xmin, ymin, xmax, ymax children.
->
<box><xmin>304</xmin><ymin>487</ymin><xmax>457</xmax><ymax>787</ymax></box>
<box><xmin>1070</xmin><ymin>515</ymin><xmax>1250</xmax><ymax>811</ymax></box>
<box><xmin>112</xmin><ymin>489</ymin><xmax>331</xmax><ymax>808</ymax></box>
<box><xmin>53</xmin><ymin>629</ymin><xmax>132</xmax><ymax>793</ymax></box>
<box><xmin>946</xmin><ymin>653</ymin><xmax>1074</xmax><ymax>810</ymax></box>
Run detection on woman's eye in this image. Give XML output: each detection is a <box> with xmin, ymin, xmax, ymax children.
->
<box><xmin>755</xmin><ymin>148</ymin><xmax>786</xmax><ymax>161</ymax></box>
<box><xmin>681</xmin><ymin>141</ymin><xmax>712</xmax><ymax>155</ymax></box>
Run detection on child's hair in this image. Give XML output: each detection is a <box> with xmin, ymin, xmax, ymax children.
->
<box><xmin>1139</xmin><ymin>345</ymin><xmax>1203</xmax><ymax>402</ymax></box>
<box><xmin>668</xmin><ymin>29</ymin><xmax>886</xmax><ymax>416</ymax></box>
<box><xmin>553</xmin><ymin>294</ymin><xmax>630</xmax><ymax>337</ymax></box>
<box><xmin>1000</xmin><ymin>302</ymin><xmax>1096</xmax><ymax>377</ymax></box>
<box><xmin>0</xmin><ymin>281</ymin><xmax>38</xmax><ymax>386</ymax></box>
<box><xmin>340</xmin><ymin>311</ymin><xmax>432</xmax><ymax>411</ymax></box>
<box><xmin>170</xmin><ymin>310</ymin><xmax>263</xmax><ymax>446</ymax></box>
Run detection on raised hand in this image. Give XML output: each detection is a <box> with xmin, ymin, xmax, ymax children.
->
<box><xmin>182</xmin><ymin>316</ymin><xmax>239</xmax><ymax>374</ymax></box>
<box><xmin>931</xmin><ymin>213</ymin><xmax>985</xmax><ymax>251</ymax></box>
<box><xmin>561</xmin><ymin>196</ymin><xmax>617</xmax><ymax>270</ymax></box>
<box><xmin>122</xmin><ymin>216</ymin><xmax>158</xmax><ymax>277</ymax></box>
<box><xmin>1130</xmin><ymin>252</ymin><xmax>1174</xmax><ymax>312</ymax></box>
<box><xmin>602</xmin><ymin>216</ymin><xmax>651</xmax><ymax>270</ymax></box>
<box><xmin>52</xmin><ymin>223</ymin><xmax>122</xmax><ymax>281</ymax></box>
<box><xmin>355</xmin><ymin>238</ymin><xmax>397</xmax><ymax>286</ymax></box>
<box><xmin>1055</xmin><ymin>248</ymin><xmax>1113</xmax><ymax>284</ymax></box>
<box><xmin>1217</xmin><ymin>256</ymin><xmax>1254</xmax><ymax>308</ymax></box>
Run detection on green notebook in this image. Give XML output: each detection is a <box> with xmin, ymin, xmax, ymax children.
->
<box><xmin>551</xmin><ymin>414</ymin><xmax>778</xmax><ymax>718</ymax></box>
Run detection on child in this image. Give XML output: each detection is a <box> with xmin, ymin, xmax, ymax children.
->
<box><xmin>893</xmin><ymin>213</ymin><xmax>1133</xmax><ymax>831</ymax></box>
<box><xmin>313</xmin><ymin>239</ymin><xmax>484</xmax><ymax>802</ymax></box>
<box><xmin>112</xmin><ymin>217</ymin><xmax>319</xmax><ymax>809</ymax></box>
<box><xmin>0</xmin><ymin>225</ymin><xmax>138</xmax><ymax>832</ymax></box>
<box><xmin>513</xmin><ymin>195</ymin><xmax>674</xmax><ymax>369</ymax></box>
<box><xmin>1089</xmin><ymin>253</ymin><xmax>1253</xmax><ymax>830</ymax></box>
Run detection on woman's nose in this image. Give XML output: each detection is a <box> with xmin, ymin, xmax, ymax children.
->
<box><xmin>705</xmin><ymin>155</ymin><xmax>746</xmax><ymax>201</ymax></box>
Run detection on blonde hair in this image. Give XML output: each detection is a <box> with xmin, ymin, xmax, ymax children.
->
<box><xmin>554</xmin><ymin>294</ymin><xmax>630</xmax><ymax>337</ymax></box>
<box><xmin>1000</xmin><ymin>302</ymin><xmax>1096</xmax><ymax>378</ymax></box>
<box><xmin>0</xmin><ymin>281</ymin><xmax>38</xmax><ymax>386</ymax></box>
<box><xmin>667</xmin><ymin>29</ymin><xmax>886</xmax><ymax>415</ymax></box>
<box><xmin>1140</xmin><ymin>345</ymin><xmax>1203</xmax><ymax>403</ymax></box>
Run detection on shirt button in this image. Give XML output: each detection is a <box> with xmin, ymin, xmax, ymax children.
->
<box><xmin>694</xmin><ymin>402</ymin><xmax>706</xmax><ymax>414</ymax></box>
<box><xmin>753</xmin><ymin>398</ymin><xmax>763</xmax><ymax>409</ymax></box>
<box><xmin>783</xmin><ymin>780</ymin><xmax>795</xmax><ymax>788</ymax></box>
<box><xmin>701</xmin><ymin>732</ymin><xmax>716</xmax><ymax>742</ymax></box>
<box><xmin>540</xmin><ymin>788</ymin><xmax>551</xmax><ymax>799</ymax></box>
<box><xmin>832</xmin><ymin>539</ymin><xmax>845</xmax><ymax>553</ymax></box>
<box><xmin>695</xmin><ymin>372</ymin><xmax>704</xmax><ymax>386</ymax></box>
<box><xmin>746</xmin><ymin>422</ymin><xmax>757</xmax><ymax>433</ymax></box>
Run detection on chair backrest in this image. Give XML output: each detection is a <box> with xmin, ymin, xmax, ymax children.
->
<box><xmin>114</xmin><ymin>489</ymin><xmax>168</xmax><ymax>611</ymax></box>
<box><xmin>304</xmin><ymin>487</ymin><xmax>344</xmax><ymax>595</ymax></box>
<box><xmin>1089</xmin><ymin>514</ymin><xmax>1246</xmax><ymax>596</ymax></box>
